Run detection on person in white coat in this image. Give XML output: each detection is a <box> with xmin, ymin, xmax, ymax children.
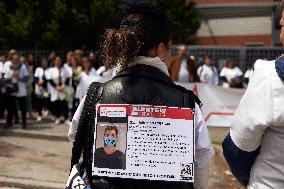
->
<box><xmin>45</xmin><ymin>56</ymin><xmax>71</xmax><ymax>125</ymax></box>
<box><xmin>223</xmin><ymin>9</ymin><xmax>284</xmax><ymax>188</ymax></box>
<box><xmin>4</xmin><ymin>54</ymin><xmax>29</xmax><ymax>129</ymax></box>
<box><xmin>197</xmin><ymin>55</ymin><xmax>219</xmax><ymax>85</ymax></box>
<box><xmin>34</xmin><ymin>58</ymin><xmax>50</xmax><ymax>122</ymax></box>
<box><xmin>75</xmin><ymin>57</ymin><xmax>98</xmax><ymax>102</ymax></box>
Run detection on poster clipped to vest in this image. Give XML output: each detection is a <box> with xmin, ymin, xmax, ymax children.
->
<box><xmin>92</xmin><ymin>104</ymin><xmax>195</xmax><ymax>182</ymax></box>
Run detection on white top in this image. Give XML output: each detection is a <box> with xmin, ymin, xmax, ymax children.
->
<box><xmin>230</xmin><ymin>59</ymin><xmax>284</xmax><ymax>188</ymax></box>
<box><xmin>244</xmin><ymin>68</ymin><xmax>254</xmax><ymax>79</ymax></box>
<box><xmin>34</xmin><ymin>67</ymin><xmax>47</xmax><ymax>96</ymax></box>
<box><xmin>4</xmin><ymin>63</ymin><xmax>29</xmax><ymax>97</ymax></box>
<box><xmin>197</xmin><ymin>64</ymin><xmax>219</xmax><ymax>85</ymax></box>
<box><xmin>45</xmin><ymin>66</ymin><xmax>70</xmax><ymax>102</ymax></box>
<box><xmin>3</xmin><ymin>61</ymin><xmax>12</xmax><ymax>74</ymax></box>
<box><xmin>96</xmin><ymin>66</ymin><xmax>116</xmax><ymax>83</ymax></box>
<box><xmin>75</xmin><ymin>68</ymin><xmax>100</xmax><ymax>101</ymax></box>
<box><xmin>220</xmin><ymin>67</ymin><xmax>243</xmax><ymax>88</ymax></box>
<box><xmin>220</xmin><ymin>67</ymin><xmax>243</xmax><ymax>81</ymax></box>
<box><xmin>63</xmin><ymin>63</ymin><xmax>73</xmax><ymax>78</ymax></box>
<box><xmin>178</xmin><ymin>58</ymin><xmax>190</xmax><ymax>83</ymax></box>
<box><xmin>0</xmin><ymin>62</ymin><xmax>3</xmax><ymax>74</ymax></box>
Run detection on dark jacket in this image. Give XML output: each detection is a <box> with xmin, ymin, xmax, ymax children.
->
<box><xmin>71</xmin><ymin>64</ymin><xmax>200</xmax><ymax>189</ymax></box>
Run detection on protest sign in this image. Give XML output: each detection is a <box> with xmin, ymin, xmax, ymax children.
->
<box><xmin>92</xmin><ymin>104</ymin><xmax>195</xmax><ymax>182</ymax></box>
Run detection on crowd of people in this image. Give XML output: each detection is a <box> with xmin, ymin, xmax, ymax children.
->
<box><xmin>169</xmin><ymin>45</ymin><xmax>251</xmax><ymax>88</ymax></box>
<box><xmin>0</xmin><ymin>46</ymin><xmax>252</xmax><ymax>129</ymax></box>
<box><xmin>0</xmin><ymin>49</ymin><xmax>115</xmax><ymax>129</ymax></box>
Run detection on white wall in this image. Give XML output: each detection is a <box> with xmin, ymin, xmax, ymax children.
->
<box><xmin>197</xmin><ymin>16</ymin><xmax>272</xmax><ymax>37</ymax></box>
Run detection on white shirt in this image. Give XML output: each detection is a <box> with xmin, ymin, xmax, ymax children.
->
<box><xmin>75</xmin><ymin>68</ymin><xmax>100</xmax><ymax>101</ymax></box>
<box><xmin>0</xmin><ymin>62</ymin><xmax>3</xmax><ymax>74</ymax></box>
<box><xmin>3</xmin><ymin>61</ymin><xmax>12</xmax><ymax>74</ymax></box>
<box><xmin>220</xmin><ymin>67</ymin><xmax>242</xmax><ymax>81</ymax></box>
<box><xmin>64</xmin><ymin>63</ymin><xmax>73</xmax><ymax>78</ymax></box>
<box><xmin>4</xmin><ymin>63</ymin><xmax>29</xmax><ymax>97</ymax></box>
<box><xmin>45</xmin><ymin>66</ymin><xmax>70</xmax><ymax>102</ymax></box>
<box><xmin>220</xmin><ymin>67</ymin><xmax>243</xmax><ymax>88</ymax></box>
<box><xmin>244</xmin><ymin>68</ymin><xmax>254</xmax><ymax>79</ymax></box>
<box><xmin>230</xmin><ymin>59</ymin><xmax>284</xmax><ymax>188</ymax></box>
<box><xmin>178</xmin><ymin>58</ymin><xmax>190</xmax><ymax>83</ymax></box>
<box><xmin>197</xmin><ymin>64</ymin><xmax>219</xmax><ymax>85</ymax></box>
<box><xmin>34</xmin><ymin>67</ymin><xmax>47</xmax><ymax>96</ymax></box>
<box><xmin>96</xmin><ymin>66</ymin><xmax>116</xmax><ymax>83</ymax></box>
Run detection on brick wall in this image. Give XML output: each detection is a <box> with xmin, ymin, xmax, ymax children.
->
<box><xmin>197</xmin><ymin>35</ymin><xmax>273</xmax><ymax>46</ymax></box>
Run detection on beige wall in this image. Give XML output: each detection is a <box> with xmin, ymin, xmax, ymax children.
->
<box><xmin>197</xmin><ymin>16</ymin><xmax>272</xmax><ymax>37</ymax></box>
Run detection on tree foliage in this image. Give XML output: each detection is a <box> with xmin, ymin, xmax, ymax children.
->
<box><xmin>0</xmin><ymin>0</ymin><xmax>200</xmax><ymax>49</ymax></box>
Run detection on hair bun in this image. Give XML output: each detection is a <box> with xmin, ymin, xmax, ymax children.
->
<box><xmin>120</xmin><ymin>0</ymin><xmax>166</xmax><ymax>18</ymax></box>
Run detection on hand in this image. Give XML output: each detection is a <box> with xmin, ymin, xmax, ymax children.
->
<box><xmin>56</xmin><ymin>85</ymin><xmax>64</xmax><ymax>91</ymax></box>
<box><xmin>12</xmin><ymin>74</ymin><xmax>19</xmax><ymax>81</ymax></box>
<box><xmin>38</xmin><ymin>80</ymin><xmax>44</xmax><ymax>86</ymax></box>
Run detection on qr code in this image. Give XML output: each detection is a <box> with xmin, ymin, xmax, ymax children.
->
<box><xmin>180</xmin><ymin>163</ymin><xmax>194</xmax><ymax>181</ymax></box>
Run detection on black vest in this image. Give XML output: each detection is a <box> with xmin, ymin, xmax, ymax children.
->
<box><xmin>71</xmin><ymin>64</ymin><xmax>200</xmax><ymax>189</ymax></box>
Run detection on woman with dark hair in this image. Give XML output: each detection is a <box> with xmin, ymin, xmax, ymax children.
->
<box><xmin>69</xmin><ymin>1</ymin><xmax>214</xmax><ymax>189</ymax></box>
<box><xmin>34</xmin><ymin>58</ymin><xmax>50</xmax><ymax>122</ymax></box>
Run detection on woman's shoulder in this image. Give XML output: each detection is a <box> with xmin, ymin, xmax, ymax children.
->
<box><xmin>254</xmin><ymin>59</ymin><xmax>275</xmax><ymax>73</ymax></box>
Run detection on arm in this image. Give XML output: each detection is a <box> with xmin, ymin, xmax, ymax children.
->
<box><xmin>68</xmin><ymin>95</ymin><xmax>86</xmax><ymax>145</ymax></box>
<box><xmin>222</xmin><ymin>60</ymin><xmax>274</xmax><ymax>185</ymax></box>
<box><xmin>230</xmin><ymin>61</ymin><xmax>273</xmax><ymax>151</ymax></box>
<box><xmin>194</xmin><ymin>104</ymin><xmax>215</xmax><ymax>189</ymax></box>
<box><xmin>47</xmin><ymin>79</ymin><xmax>57</xmax><ymax>88</ymax></box>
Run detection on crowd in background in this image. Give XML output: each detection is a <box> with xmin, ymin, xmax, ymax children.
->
<box><xmin>169</xmin><ymin>45</ymin><xmax>252</xmax><ymax>88</ymax></box>
<box><xmin>0</xmin><ymin>49</ymin><xmax>115</xmax><ymax>129</ymax></box>
<box><xmin>0</xmin><ymin>46</ymin><xmax>252</xmax><ymax>129</ymax></box>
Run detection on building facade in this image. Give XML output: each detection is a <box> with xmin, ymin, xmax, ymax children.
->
<box><xmin>195</xmin><ymin>0</ymin><xmax>283</xmax><ymax>46</ymax></box>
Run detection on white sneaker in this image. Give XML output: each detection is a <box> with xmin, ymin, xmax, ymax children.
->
<box><xmin>55</xmin><ymin>118</ymin><xmax>61</xmax><ymax>125</ymax></box>
<box><xmin>36</xmin><ymin>116</ymin><xmax>42</xmax><ymax>122</ymax></box>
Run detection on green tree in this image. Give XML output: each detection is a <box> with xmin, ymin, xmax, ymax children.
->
<box><xmin>0</xmin><ymin>0</ymin><xmax>200</xmax><ymax>49</ymax></box>
<box><xmin>155</xmin><ymin>0</ymin><xmax>201</xmax><ymax>44</ymax></box>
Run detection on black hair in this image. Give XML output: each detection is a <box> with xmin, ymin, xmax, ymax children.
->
<box><xmin>102</xmin><ymin>0</ymin><xmax>171</xmax><ymax>71</ymax></box>
<box><xmin>104</xmin><ymin>125</ymin><xmax>119</xmax><ymax>136</ymax></box>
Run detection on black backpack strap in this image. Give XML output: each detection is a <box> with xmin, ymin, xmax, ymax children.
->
<box><xmin>71</xmin><ymin>82</ymin><xmax>102</xmax><ymax>168</ymax></box>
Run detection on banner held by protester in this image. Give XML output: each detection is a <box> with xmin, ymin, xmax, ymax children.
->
<box><xmin>177</xmin><ymin>83</ymin><xmax>245</xmax><ymax>127</ymax></box>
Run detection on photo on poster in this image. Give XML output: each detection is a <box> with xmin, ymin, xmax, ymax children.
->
<box><xmin>94</xmin><ymin>122</ymin><xmax>127</xmax><ymax>170</ymax></box>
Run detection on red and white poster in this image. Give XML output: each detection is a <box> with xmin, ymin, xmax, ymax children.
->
<box><xmin>92</xmin><ymin>104</ymin><xmax>195</xmax><ymax>182</ymax></box>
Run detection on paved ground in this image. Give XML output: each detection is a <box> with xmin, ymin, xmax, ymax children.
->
<box><xmin>0</xmin><ymin>120</ymin><xmax>243</xmax><ymax>189</ymax></box>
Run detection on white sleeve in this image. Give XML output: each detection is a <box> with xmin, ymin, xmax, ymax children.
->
<box><xmin>230</xmin><ymin>60</ymin><xmax>273</xmax><ymax>152</ymax></box>
<box><xmin>194</xmin><ymin>103</ymin><xmax>215</xmax><ymax>189</ymax></box>
<box><xmin>45</xmin><ymin>69</ymin><xmax>51</xmax><ymax>80</ymax></box>
<box><xmin>34</xmin><ymin>68</ymin><xmax>40</xmax><ymax>78</ymax></box>
<box><xmin>20</xmin><ymin>65</ymin><xmax>29</xmax><ymax>78</ymax></box>
<box><xmin>236</xmin><ymin>67</ymin><xmax>243</xmax><ymax>76</ymax></box>
<box><xmin>219</xmin><ymin>68</ymin><xmax>226</xmax><ymax>77</ymax></box>
<box><xmin>197</xmin><ymin>66</ymin><xmax>202</xmax><ymax>76</ymax></box>
<box><xmin>68</xmin><ymin>95</ymin><xmax>86</xmax><ymax>145</ymax></box>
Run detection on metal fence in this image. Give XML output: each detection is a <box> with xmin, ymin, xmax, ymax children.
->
<box><xmin>1</xmin><ymin>46</ymin><xmax>283</xmax><ymax>72</ymax></box>
<box><xmin>186</xmin><ymin>46</ymin><xmax>283</xmax><ymax>72</ymax></box>
<box><xmin>0</xmin><ymin>49</ymin><xmax>95</xmax><ymax>64</ymax></box>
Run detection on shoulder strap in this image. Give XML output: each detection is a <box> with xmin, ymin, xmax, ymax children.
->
<box><xmin>71</xmin><ymin>82</ymin><xmax>102</xmax><ymax>168</ymax></box>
